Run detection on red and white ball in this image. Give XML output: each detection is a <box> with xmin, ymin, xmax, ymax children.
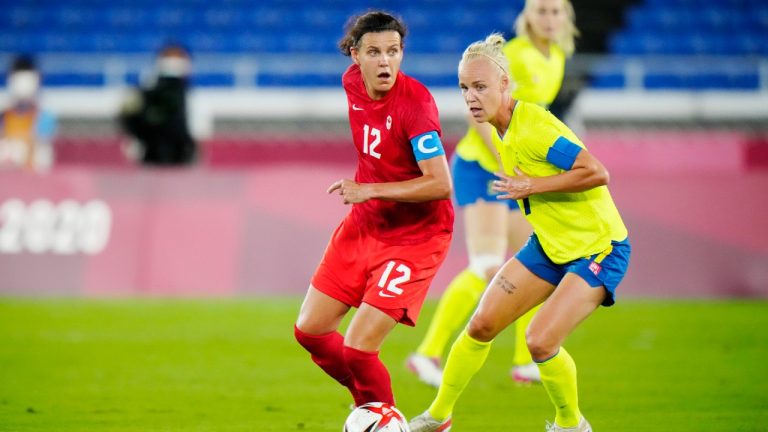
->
<box><xmin>343</xmin><ymin>402</ymin><xmax>410</xmax><ymax>432</ymax></box>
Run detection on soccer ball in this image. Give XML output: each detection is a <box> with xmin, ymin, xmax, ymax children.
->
<box><xmin>343</xmin><ymin>402</ymin><xmax>411</xmax><ymax>432</ymax></box>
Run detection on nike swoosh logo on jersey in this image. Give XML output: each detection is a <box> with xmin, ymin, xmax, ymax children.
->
<box><xmin>352</xmin><ymin>104</ymin><xmax>364</xmax><ymax>111</ymax></box>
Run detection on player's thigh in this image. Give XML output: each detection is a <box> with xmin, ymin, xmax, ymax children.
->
<box><xmin>296</xmin><ymin>284</ymin><xmax>351</xmax><ymax>335</ymax></box>
<box><xmin>468</xmin><ymin>258</ymin><xmax>554</xmax><ymax>341</ymax></box>
<box><xmin>464</xmin><ymin>200</ymin><xmax>509</xmax><ymax>257</ymax></box>
<box><xmin>344</xmin><ymin>302</ymin><xmax>399</xmax><ymax>351</ymax></box>
<box><xmin>312</xmin><ymin>217</ymin><xmax>367</xmax><ymax>293</ymax></box>
<box><xmin>506</xmin><ymin>210</ymin><xmax>533</xmax><ymax>254</ymax></box>
<box><xmin>527</xmin><ymin>273</ymin><xmax>605</xmax><ymax>357</ymax></box>
<box><xmin>362</xmin><ymin>232</ymin><xmax>451</xmax><ymax>328</ymax></box>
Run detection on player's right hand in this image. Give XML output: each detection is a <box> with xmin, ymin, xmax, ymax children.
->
<box><xmin>327</xmin><ymin>179</ymin><xmax>370</xmax><ymax>204</ymax></box>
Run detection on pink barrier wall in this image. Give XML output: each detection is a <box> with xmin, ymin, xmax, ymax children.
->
<box><xmin>3</xmin><ymin>131</ymin><xmax>768</xmax><ymax>299</ymax></box>
<box><xmin>54</xmin><ymin>130</ymin><xmax>768</xmax><ymax>171</ymax></box>
<box><xmin>0</xmin><ymin>166</ymin><xmax>348</xmax><ymax>297</ymax></box>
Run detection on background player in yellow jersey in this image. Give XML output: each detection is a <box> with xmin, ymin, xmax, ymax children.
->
<box><xmin>407</xmin><ymin>0</ymin><xmax>579</xmax><ymax>386</ymax></box>
<box><xmin>410</xmin><ymin>33</ymin><xmax>630</xmax><ymax>432</ymax></box>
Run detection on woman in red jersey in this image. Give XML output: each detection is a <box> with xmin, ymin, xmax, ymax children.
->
<box><xmin>293</xmin><ymin>11</ymin><xmax>454</xmax><ymax>408</ymax></box>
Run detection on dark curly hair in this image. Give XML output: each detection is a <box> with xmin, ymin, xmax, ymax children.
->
<box><xmin>338</xmin><ymin>11</ymin><xmax>407</xmax><ymax>56</ymax></box>
<box><xmin>10</xmin><ymin>55</ymin><xmax>36</xmax><ymax>73</ymax></box>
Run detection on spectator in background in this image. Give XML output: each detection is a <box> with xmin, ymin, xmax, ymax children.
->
<box><xmin>119</xmin><ymin>43</ymin><xmax>196</xmax><ymax>166</ymax></box>
<box><xmin>407</xmin><ymin>0</ymin><xmax>579</xmax><ymax>387</ymax></box>
<box><xmin>0</xmin><ymin>55</ymin><xmax>56</xmax><ymax>172</ymax></box>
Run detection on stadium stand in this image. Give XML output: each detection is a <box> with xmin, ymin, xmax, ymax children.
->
<box><xmin>2</xmin><ymin>0</ymin><xmax>764</xmax><ymax>90</ymax></box>
<box><xmin>0</xmin><ymin>0</ymin><xmax>523</xmax><ymax>88</ymax></box>
<box><xmin>599</xmin><ymin>0</ymin><xmax>768</xmax><ymax>89</ymax></box>
<box><xmin>0</xmin><ymin>0</ymin><xmax>765</xmax><ymax>164</ymax></box>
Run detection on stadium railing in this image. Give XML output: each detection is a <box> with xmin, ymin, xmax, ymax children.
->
<box><xmin>1</xmin><ymin>53</ymin><xmax>765</xmax><ymax>137</ymax></box>
<box><xmin>1</xmin><ymin>52</ymin><xmax>767</xmax><ymax>91</ymax></box>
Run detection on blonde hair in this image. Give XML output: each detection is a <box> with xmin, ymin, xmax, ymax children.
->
<box><xmin>514</xmin><ymin>0</ymin><xmax>579</xmax><ymax>57</ymax></box>
<box><xmin>460</xmin><ymin>33</ymin><xmax>509</xmax><ymax>77</ymax></box>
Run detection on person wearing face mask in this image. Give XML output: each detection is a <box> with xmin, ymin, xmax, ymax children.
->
<box><xmin>0</xmin><ymin>55</ymin><xmax>57</xmax><ymax>172</ymax></box>
<box><xmin>119</xmin><ymin>43</ymin><xmax>196</xmax><ymax>166</ymax></box>
<box><xmin>407</xmin><ymin>0</ymin><xmax>579</xmax><ymax>388</ymax></box>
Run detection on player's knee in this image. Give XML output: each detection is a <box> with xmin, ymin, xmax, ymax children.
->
<box><xmin>295</xmin><ymin>309</ymin><xmax>335</xmax><ymax>337</ymax></box>
<box><xmin>294</xmin><ymin>315</ymin><xmax>319</xmax><ymax>337</ymax></box>
<box><xmin>525</xmin><ymin>329</ymin><xmax>559</xmax><ymax>360</ymax></box>
<box><xmin>294</xmin><ymin>324</ymin><xmax>313</xmax><ymax>349</ymax></box>
<box><xmin>343</xmin><ymin>334</ymin><xmax>371</xmax><ymax>352</ymax></box>
<box><xmin>466</xmin><ymin>313</ymin><xmax>500</xmax><ymax>342</ymax></box>
<box><xmin>468</xmin><ymin>254</ymin><xmax>504</xmax><ymax>282</ymax></box>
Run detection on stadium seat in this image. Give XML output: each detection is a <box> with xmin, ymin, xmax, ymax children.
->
<box><xmin>1</xmin><ymin>0</ymin><xmax>764</xmax><ymax>89</ymax></box>
<box><xmin>604</xmin><ymin>0</ymin><xmax>767</xmax><ymax>89</ymax></box>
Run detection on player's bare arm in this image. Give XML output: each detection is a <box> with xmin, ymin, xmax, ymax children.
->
<box><xmin>492</xmin><ymin>150</ymin><xmax>609</xmax><ymax>200</ymax></box>
<box><xmin>369</xmin><ymin>155</ymin><xmax>452</xmax><ymax>203</ymax></box>
<box><xmin>327</xmin><ymin>156</ymin><xmax>451</xmax><ymax>204</ymax></box>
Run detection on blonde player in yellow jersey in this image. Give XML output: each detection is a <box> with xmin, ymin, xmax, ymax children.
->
<box><xmin>407</xmin><ymin>0</ymin><xmax>579</xmax><ymax>387</ymax></box>
<box><xmin>409</xmin><ymin>33</ymin><xmax>630</xmax><ymax>432</ymax></box>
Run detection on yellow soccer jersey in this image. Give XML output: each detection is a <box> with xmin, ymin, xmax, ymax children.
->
<box><xmin>499</xmin><ymin>101</ymin><xmax>628</xmax><ymax>264</ymax></box>
<box><xmin>505</xmin><ymin>36</ymin><xmax>565</xmax><ymax>106</ymax></box>
<box><xmin>456</xmin><ymin>36</ymin><xmax>565</xmax><ymax>173</ymax></box>
<box><xmin>454</xmin><ymin>125</ymin><xmax>502</xmax><ymax>173</ymax></box>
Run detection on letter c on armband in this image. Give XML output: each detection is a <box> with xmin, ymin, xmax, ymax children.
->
<box><xmin>411</xmin><ymin>131</ymin><xmax>445</xmax><ymax>161</ymax></box>
<box><xmin>418</xmin><ymin>134</ymin><xmax>438</xmax><ymax>154</ymax></box>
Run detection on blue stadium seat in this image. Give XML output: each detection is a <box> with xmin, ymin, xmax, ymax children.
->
<box><xmin>201</xmin><ymin>8</ymin><xmax>246</xmax><ymax>30</ymax></box>
<box><xmin>104</xmin><ymin>8</ymin><xmax>148</xmax><ymax>29</ymax></box>
<box><xmin>187</xmin><ymin>33</ymin><xmax>239</xmax><ymax>53</ymax></box>
<box><xmin>257</xmin><ymin>73</ymin><xmax>339</xmax><ymax>87</ymax></box>
<box><xmin>191</xmin><ymin>73</ymin><xmax>236</xmax><ymax>87</ymax></box>
<box><xmin>750</xmin><ymin>8</ymin><xmax>768</xmax><ymax>31</ymax></box>
<box><xmin>410</xmin><ymin>73</ymin><xmax>460</xmax><ymax>87</ymax></box>
<box><xmin>44</xmin><ymin>72</ymin><xmax>105</xmax><ymax>86</ymax></box>
<box><xmin>245</xmin><ymin>7</ymin><xmax>290</xmax><ymax>30</ymax></box>
<box><xmin>0</xmin><ymin>1</ymin><xmax>762</xmax><ymax>89</ymax></box>
<box><xmin>297</xmin><ymin>8</ymin><xmax>347</xmax><ymax>31</ymax></box>
<box><xmin>0</xmin><ymin>2</ymin><xmax>527</xmax><ymax>58</ymax></box>
<box><xmin>233</xmin><ymin>33</ymin><xmax>270</xmax><ymax>53</ymax></box>
<box><xmin>603</xmin><ymin>0</ymin><xmax>768</xmax><ymax>90</ymax></box>
<box><xmin>590</xmin><ymin>73</ymin><xmax>625</xmax><ymax>89</ymax></box>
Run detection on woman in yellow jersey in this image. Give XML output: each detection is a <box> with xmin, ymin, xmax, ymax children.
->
<box><xmin>408</xmin><ymin>0</ymin><xmax>579</xmax><ymax>387</ymax></box>
<box><xmin>410</xmin><ymin>33</ymin><xmax>630</xmax><ymax>432</ymax></box>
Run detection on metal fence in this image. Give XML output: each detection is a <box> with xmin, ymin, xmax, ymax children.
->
<box><xmin>1</xmin><ymin>53</ymin><xmax>767</xmax><ymax>91</ymax></box>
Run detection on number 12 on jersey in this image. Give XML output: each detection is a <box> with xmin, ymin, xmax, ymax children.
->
<box><xmin>362</xmin><ymin>124</ymin><xmax>382</xmax><ymax>159</ymax></box>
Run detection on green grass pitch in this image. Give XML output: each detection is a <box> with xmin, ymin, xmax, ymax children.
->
<box><xmin>1</xmin><ymin>298</ymin><xmax>767</xmax><ymax>431</ymax></box>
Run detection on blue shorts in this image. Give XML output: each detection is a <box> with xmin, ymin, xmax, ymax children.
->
<box><xmin>515</xmin><ymin>234</ymin><xmax>631</xmax><ymax>306</ymax></box>
<box><xmin>451</xmin><ymin>154</ymin><xmax>520</xmax><ymax>210</ymax></box>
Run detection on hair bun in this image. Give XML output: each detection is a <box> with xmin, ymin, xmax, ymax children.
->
<box><xmin>485</xmin><ymin>33</ymin><xmax>506</xmax><ymax>50</ymax></box>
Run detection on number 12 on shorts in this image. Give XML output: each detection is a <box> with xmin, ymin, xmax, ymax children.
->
<box><xmin>377</xmin><ymin>261</ymin><xmax>411</xmax><ymax>298</ymax></box>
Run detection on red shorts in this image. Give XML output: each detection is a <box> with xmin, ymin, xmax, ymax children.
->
<box><xmin>311</xmin><ymin>214</ymin><xmax>452</xmax><ymax>326</ymax></box>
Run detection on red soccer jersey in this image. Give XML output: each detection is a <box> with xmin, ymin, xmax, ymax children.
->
<box><xmin>342</xmin><ymin>64</ymin><xmax>454</xmax><ymax>245</ymax></box>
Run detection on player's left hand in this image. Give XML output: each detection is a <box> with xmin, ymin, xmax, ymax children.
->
<box><xmin>327</xmin><ymin>179</ymin><xmax>371</xmax><ymax>204</ymax></box>
<box><xmin>492</xmin><ymin>167</ymin><xmax>534</xmax><ymax>200</ymax></box>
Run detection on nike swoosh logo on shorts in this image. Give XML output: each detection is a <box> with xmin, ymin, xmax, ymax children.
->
<box><xmin>378</xmin><ymin>290</ymin><xmax>395</xmax><ymax>298</ymax></box>
<box><xmin>352</xmin><ymin>104</ymin><xmax>364</xmax><ymax>111</ymax></box>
